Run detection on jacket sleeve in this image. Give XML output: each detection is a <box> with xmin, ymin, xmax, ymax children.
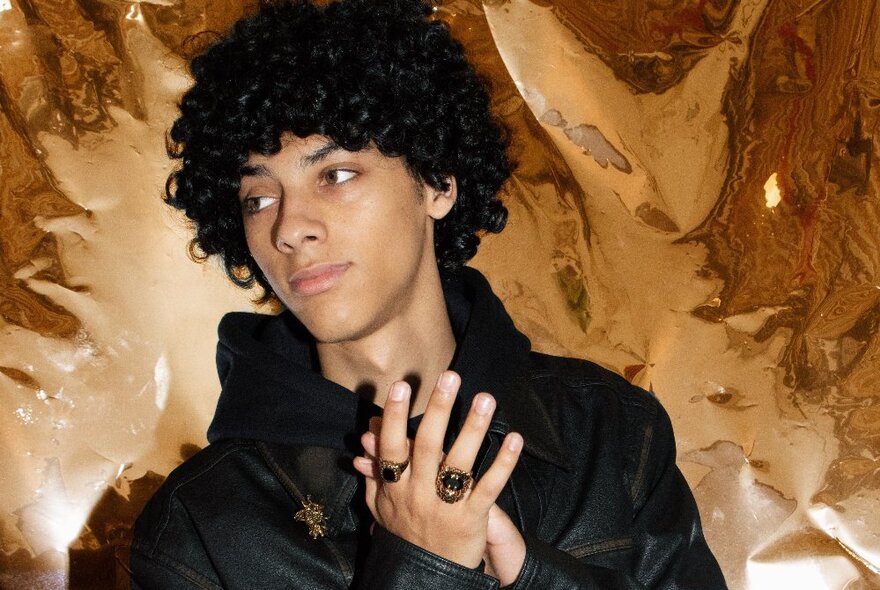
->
<box><xmin>130</xmin><ymin>548</ymin><xmax>223</xmax><ymax>590</ymax></box>
<box><xmin>358</xmin><ymin>525</ymin><xmax>501</xmax><ymax>589</ymax></box>
<box><xmin>503</xmin><ymin>401</ymin><xmax>727</xmax><ymax>590</ymax></box>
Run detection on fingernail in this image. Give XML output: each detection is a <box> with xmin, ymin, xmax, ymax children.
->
<box><xmin>474</xmin><ymin>393</ymin><xmax>494</xmax><ymax>416</ymax></box>
<box><xmin>507</xmin><ymin>433</ymin><xmax>523</xmax><ymax>452</ymax></box>
<box><xmin>389</xmin><ymin>382</ymin><xmax>408</xmax><ymax>402</ymax></box>
<box><xmin>438</xmin><ymin>371</ymin><xmax>458</xmax><ymax>391</ymax></box>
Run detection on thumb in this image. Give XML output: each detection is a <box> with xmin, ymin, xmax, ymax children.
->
<box><xmin>485</xmin><ymin>504</ymin><xmax>527</xmax><ymax>586</ymax></box>
<box><xmin>486</xmin><ymin>503</ymin><xmax>520</xmax><ymax>547</ymax></box>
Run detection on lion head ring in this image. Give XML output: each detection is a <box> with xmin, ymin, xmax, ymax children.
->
<box><xmin>435</xmin><ymin>464</ymin><xmax>473</xmax><ymax>503</ymax></box>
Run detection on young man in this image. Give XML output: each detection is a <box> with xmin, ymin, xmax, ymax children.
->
<box><xmin>131</xmin><ymin>0</ymin><xmax>726</xmax><ymax>588</ymax></box>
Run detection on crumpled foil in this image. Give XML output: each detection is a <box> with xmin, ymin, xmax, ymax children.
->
<box><xmin>0</xmin><ymin>0</ymin><xmax>877</xmax><ymax>588</ymax></box>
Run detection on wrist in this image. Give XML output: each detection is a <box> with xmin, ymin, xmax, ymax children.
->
<box><xmin>367</xmin><ymin>525</ymin><xmax>499</xmax><ymax>587</ymax></box>
<box><xmin>384</xmin><ymin>526</ymin><xmax>485</xmax><ymax>569</ymax></box>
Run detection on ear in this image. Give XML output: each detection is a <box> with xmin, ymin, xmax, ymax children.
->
<box><xmin>424</xmin><ymin>176</ymin><xmax>457</xmax><ymax>221</ymax></box>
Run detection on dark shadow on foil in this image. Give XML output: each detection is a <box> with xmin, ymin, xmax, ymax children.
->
<box><xmin>67</xmin><ymin>472</ymin><xmax>165</xmax><ymax>589</ymax></box>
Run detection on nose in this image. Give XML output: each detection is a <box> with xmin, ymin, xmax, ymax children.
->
<box><xmin>272</xmin><ymin>196</ymin><xmax>326</xmax><ymax>253</ymax></box>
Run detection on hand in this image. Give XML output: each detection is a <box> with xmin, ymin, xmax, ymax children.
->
<box><xmin>353</xmin><ymin>371</ymin><xmax>524</xmax><ymax>573</ymax></box>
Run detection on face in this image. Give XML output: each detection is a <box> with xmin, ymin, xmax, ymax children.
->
<box><xmin>238</xmin><ymin>134</ymin><xmax>455</xmax><ymax>345</ymax></box>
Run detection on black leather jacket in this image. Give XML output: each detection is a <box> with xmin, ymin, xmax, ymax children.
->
<box><xmin>131</xmin><ymin>268</ymin><xmax>726</xmax><ymax>589</ymax></box>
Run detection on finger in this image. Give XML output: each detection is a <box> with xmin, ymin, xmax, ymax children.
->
<box><xmin>444</xmin><ymin>392</ymin><xmax>495</xmax><ymax>472</ymax></box>
<box><xmin>363</xmin><ymin>430</ymin><xmax>413</xmax><ymax>468</ymax></box>
<box><xmin>353</xmin><ymin>456</ymin><xmax>377</xmax><ymax>479</ymax></box>
<box><xmin>412</xmin><ymin>371</ymin><xmax>460</xmax><ymax>478</ymax></box>
<box><xmin>378</xmin><ymin>381</ymin><xmax>411</xmax><ymax>464</ymax></box>
<box><xmin>369</xmin><ymin>416</ymin><xmax>382</xmax><ymax>435</ymax></box>
<box><xmin>470</xmin><ymin>432</ymin><xmax>523</xmax><ymax>508</ymax></box>
<box><xmin>362</xmin><ymin>473</ymin><xmax>380</xmax><ymax>522</ymax></box>
<box><xmin>361</xmin><ymin>431</ymin><xmax>378</xmax><ymax>458</ymax></box>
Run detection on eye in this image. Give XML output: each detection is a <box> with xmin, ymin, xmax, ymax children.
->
<box><xmin>241</xmin><ymin>196</ymin><xmax>277</xmax><ymax>215</ymax></box>
<box><xmin>324</xmin><ymin>168</ymin><xmax>358</xmax><ymax>184</ymax></box>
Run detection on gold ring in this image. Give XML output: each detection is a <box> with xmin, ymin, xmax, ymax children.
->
<box><xmin>378</xmin><ymin>458</ymin><xmax>410</xmax><ymax>483</ymax></box>
<box><xmin>435</xmin><ymin>464</ymin><xmax>473</xmax><ymax>503</ymax></box>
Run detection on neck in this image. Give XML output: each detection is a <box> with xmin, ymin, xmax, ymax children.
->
<box><xmin>316</xmin><ymin>280</ymin><xmax>456</xmax><ymax>417</ymax></box>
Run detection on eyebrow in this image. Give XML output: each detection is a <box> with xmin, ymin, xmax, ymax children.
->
<box><xmin>300</xmin><ymin>140</ymin><xmax>343</xmax><ymax>167</ymax></box>
<box><xmin>239</xmin><ymin>139</ymin><xmax>344</xmax><ymax>178</ymax></box>
<box><xmin>239</xmin><ymin>163</ymin><xmax>271</xmax><ymax>177</ymax></box>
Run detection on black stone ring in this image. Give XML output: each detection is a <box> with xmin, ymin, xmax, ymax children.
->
<box><xmin>378</xmin><ymin>458</ymin><xmax>410</xmax><ymax>483</ymax></box>
<box><xmin>435</xmin><ymin>464</ymin><xmax>473</xmax><ymax>503</ymax></box>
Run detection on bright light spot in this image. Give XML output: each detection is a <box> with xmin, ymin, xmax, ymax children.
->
<box><xmin>764</xmin><ymin>172</ymin><xmax>782</xmax><ymax>208</ymax></box>
<box><xmin>0</xmin><ymin>0</ymin><xmax>12</xmax><ymax>13</ymax></box>
<box><xmin>20</xmin><ymin>459</ymin><xmax>84</xmax><ymax>554</ymax></box>
<box><xmin>125</xmin><ymin>4</ymin><xmax>142</xmax><ymax>21</ymax></box>
<box><xmin>115</xmin><ymin>462</ymin><xmax>132</xmax><ymax>486</ymax></box>
<box><xmin>154</xmin><ymin>354</ymin><xmax>170</xmax><ymax>410</ymax></box>
<box><xmin>15</xmin><ymin>406</ymin><xmax>35</xmax><ymax>424</ymax></box>
<box><xmin>747</xmin><ymin>554</ymin><xmax>861</xmax><ymax>590</ymax></box>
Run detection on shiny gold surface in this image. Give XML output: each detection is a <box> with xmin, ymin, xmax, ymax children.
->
<box><xmin>0</xmin><ymin>0</ymin><xmax>877</xmax><ymax>587</ymax></box>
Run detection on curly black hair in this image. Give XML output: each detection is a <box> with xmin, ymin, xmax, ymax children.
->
<box><xmin>165</xmin><ymin>0</ymin><xmax>510</xmax><ymax>298</ymax></box>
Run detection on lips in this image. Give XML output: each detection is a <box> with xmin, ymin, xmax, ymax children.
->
<box><xmin>289</xmin><ymin>262</ymin><xmax>351</xmax><ymax>297</ymax></box>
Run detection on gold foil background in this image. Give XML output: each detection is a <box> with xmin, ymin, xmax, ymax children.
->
<box><xmin>0</xmin><ymin>0</ymin><xmax>877</xmax><ymax>587</ymax></box>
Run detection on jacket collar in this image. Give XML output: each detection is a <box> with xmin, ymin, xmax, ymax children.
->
<box><xmin>446</xmin><ymin>268</ymin><xmax>567</xmax><ymax>469</ymax></box>
<box><xmin>209</xmin><ymin>266</ymin><xmax>567</xmax><ymax>469</ymax></box>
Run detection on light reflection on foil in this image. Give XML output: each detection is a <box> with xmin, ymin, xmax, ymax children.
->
<box><xmin>483</xmin><ymin>0</ymin><xmax>880</xmax><ymax>587</ymax></box>
<box><xmin>764</xmin><ymin>173</ymin><xmax>782</xmax><ymax>209</ymax></box>
<box><xmin>21</xmin><ymin>459</ymin><xmax>82</xmax><ymax>556</ymax></box>
<box><xmin>153</xmin><ymin>354</ymin><xmax>170</xmax><ymax>411</ymax></box>
<box><xmin>0</xmin><ymin>0</ymin><xmax>877</xmax><ymax>588</ymax></box>
<box><xmin>14</xmin><ymin>406</ymin><xmax>36</xmax><ymax>425</ymax></box>
<box><xmin>125</xmin><ymin>4</ymin><xmax>142</xmax><ymax>22</ymax></box>
<box><xmin>0</xmin><ymin>1</ymin><xmax>254</xmax><ymax>587</ymax></box>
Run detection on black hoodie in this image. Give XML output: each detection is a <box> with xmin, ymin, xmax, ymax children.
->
<box><xmin>206</xmin><ymin>266</ymin><xmax>547</xmax><ymax>457</ymax></box>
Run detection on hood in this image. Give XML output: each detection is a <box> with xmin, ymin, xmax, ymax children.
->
<box><xmin>207</xmin><ymin>266</ymin><xmax>562</xmax><ymax>463</ymax></box>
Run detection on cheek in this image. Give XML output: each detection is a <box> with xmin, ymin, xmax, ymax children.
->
<box><xmin>359</xmin><ymin>218</ymin><xmax>427</xmax><ymax>284</ymax></box>
<box><xmin>242</xmin><ymin>220</ymin><xmax>283</xmax><ymax>290</ymax></box>
<box><xmin>358</xmin><ymin>197</ymin><xmax>429</xmax><ymax>251</ymax></box>
<box><xmin>242</xmin><ymin>217</ymin><xmax>273</xmax><ymax>260</ymax></box>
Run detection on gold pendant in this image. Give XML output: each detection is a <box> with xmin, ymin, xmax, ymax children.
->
<box><xmin>294</xmin><ymin>496</ymin><xmax>328</xmax><ymax>539</ymax></box>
